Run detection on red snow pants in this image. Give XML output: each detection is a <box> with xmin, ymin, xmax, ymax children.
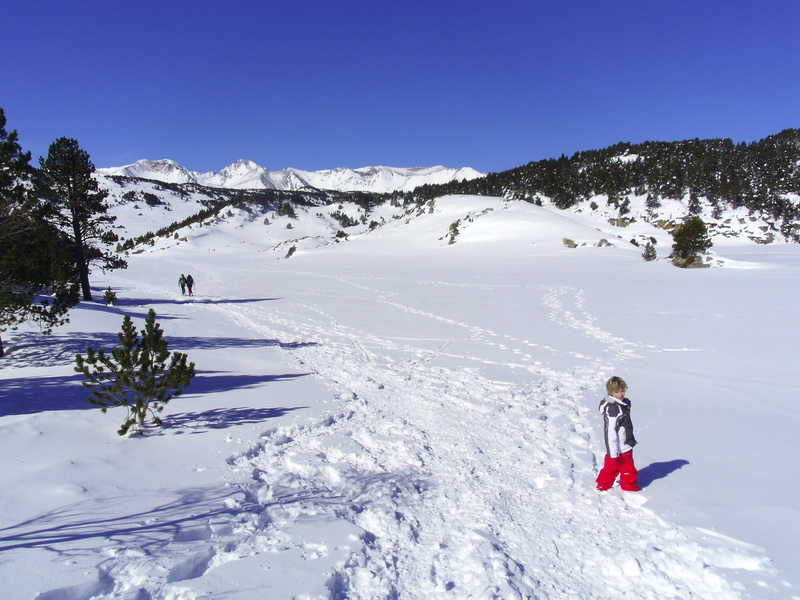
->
<box><xmin>596</xmin><ymin>450</ymin><xmax>639</xmax><ymax>491</ymax></box>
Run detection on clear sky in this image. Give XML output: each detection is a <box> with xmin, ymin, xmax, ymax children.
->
<box><xmin>2</xmin><ymin>1</ymin><xmax>798</xmax><ymax>174</ymax></box>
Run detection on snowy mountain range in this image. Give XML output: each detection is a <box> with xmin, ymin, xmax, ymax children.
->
<box><xmin>96</xmin><ymin>159</ymin><xmax>485</xmax><ymax>193</ymax></box>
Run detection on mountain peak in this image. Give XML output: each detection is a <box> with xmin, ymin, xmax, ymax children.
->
<box><xmin>224</xmin><ymin>159</ymin><xmax>262</xmax><ymax>171</ymax></box>
<box><xmin>97</xmin><ymin>160</ymin><xmax>485</xmax><ymax>194</ymax></box>
<box><xmin>96</xmin><ymin>159</ymin><xmax>197</xmax><ymax>184</ymax></box>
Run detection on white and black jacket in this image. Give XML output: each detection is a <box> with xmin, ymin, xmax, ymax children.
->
<box><xmin>599</xmin><ymin>396</ymin><xmax>638</xmax><ymax>458</ymax></box>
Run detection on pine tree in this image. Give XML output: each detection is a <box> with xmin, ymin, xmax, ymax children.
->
<box><xmin>102</xmin><ymin>286</ymin><xmax>117</xmax><ymax>306</ymax></box>
<box><xmin>75</xmin><ymin>309</ymin><xmax>196</xmax><ymax>435</ymax></box>
<box><xmin>37</xmin><ymin>137</ymin><xmax>127</xmax><ymax>301</ymax></box>
<box><xmin>671</xmin><ymin>217</ymin><xmax>713</xmax><ymax>266</ymax></box>
<box><xmin>0</xmin><ymin>110</ymin><xmax>78</xmax><ymax>357</ymax></box>
<box><xmin>642</xmin><ymin>241</ymin><xmax>657</xmax><ymax>261</ymax></box>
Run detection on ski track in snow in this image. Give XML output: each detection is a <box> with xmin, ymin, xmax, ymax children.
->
<box><xmin>95</xmin><ymin>275</ymin><xmax>776</xmax><ymax>599</ymax></box>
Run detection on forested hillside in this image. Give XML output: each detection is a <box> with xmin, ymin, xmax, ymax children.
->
<box><xmin>101</xmin><ymin>129</ymin><xmax>800</xmax><ymax>252</ymax></box>
<box><xmin>400</xmin><ymin>129</ymin><xmax>800</xmax><ymax>239</ymax></box>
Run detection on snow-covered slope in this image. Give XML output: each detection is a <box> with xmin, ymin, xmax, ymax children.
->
<box><xmin>1</xmin><ymin>191</ymin><xmax>799</xmax><ymax>599</ymax></box>
<box><xmin>96</xmin><ymin>166</ymin><xmax>797</xmax><ymax>253</ymax></box>
<box><xmin>96</xmin><ymin>159</ymin><xmax>485</xmax><ymax>193</ymax></box>
<box><xmin>285</xmin><ymin>165</ymin><xmax>484</xmax><ymax>192</ymax></box>
<box><xmin>98</xmin><ymin>158</ymin><xmax>199</xmax><ymax>185</ymax></box>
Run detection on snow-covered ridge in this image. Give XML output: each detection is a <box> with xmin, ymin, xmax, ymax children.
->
<box><xmin>96</xmin><ymin>159</ymin><xmax>485</xmax><ymax>193</ymax></box>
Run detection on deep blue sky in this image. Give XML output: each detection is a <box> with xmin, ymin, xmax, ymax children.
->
<box><xmin>2</xmin><ymin>1</ymin><xmax>798</xmax><ymax>173</ymax></box>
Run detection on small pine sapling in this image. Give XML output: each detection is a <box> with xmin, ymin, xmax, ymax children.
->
<box><xmin>642</xmin><ymin>241</ymin><xmax>657</xmax><ymax>261</ymax></box>
<box><xmin>75</xmin><ymin>308</ymin><xmax>195</xmax><ymax>435</ymax></box>
<box><xmin>103</xmin><ymin>286</ymin><xmax>117</xmax><ymax>306</ymax></box>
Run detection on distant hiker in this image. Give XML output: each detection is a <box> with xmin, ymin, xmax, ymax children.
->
<box><xmin>186</xmin><ymin>274</ymin><xmax>194</xmax><ymax>296</ymax></box>
<box><xmin>596</xmin><ymin>376</ymin><xmax>640</xmax><ymax>492</ymax></box>
<box><xmin>179</xmin><ymin>274</ymin><xmax>187</xmax><ymax>295</ymax></box>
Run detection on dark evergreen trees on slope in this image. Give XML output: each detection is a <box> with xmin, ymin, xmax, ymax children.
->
<box><xmin>37</xmin><ymin>137</ymin><xmax>127</xmax><ymax>301</ymax></box>
<box><xmin>0</xmin><ymin>110</ymin><xmax>78</xmax><ymax>358</ymax></box>
<box><xmin>0</xmin><ymin>110</ymin><xmax>31</xmax><ymax>225</ymax></box>
<box><xmin>393</xmin><ymin>129</ymin><xmax>800</xmax><ymax>239</ymax></box>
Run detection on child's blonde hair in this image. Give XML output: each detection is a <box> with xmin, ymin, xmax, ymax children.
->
<box><xmin>606</xmin><ymin>376</ymin><xmax>628</xmax><ymax>394</ymax></box>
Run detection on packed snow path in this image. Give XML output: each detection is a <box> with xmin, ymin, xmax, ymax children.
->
<box><xmin>172</xmin><ymin>269</ymin><xmax>773</xmax><ymax>599</ymax></box>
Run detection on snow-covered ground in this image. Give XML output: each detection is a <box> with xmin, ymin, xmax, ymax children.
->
<box><xmin>1</xmin><ymin>195</ymin><xmax>799</xmax><ymax>599</ymax></box>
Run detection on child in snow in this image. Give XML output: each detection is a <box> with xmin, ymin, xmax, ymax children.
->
<box><xmin>178</xmin><ymin>274</ymin><xmax>187</xmax><ymax>295</ymax></box>
<box><xmin>596</xmin><ymin>376</ymin><xmax>640</xmax><ymax>492</ymax></box>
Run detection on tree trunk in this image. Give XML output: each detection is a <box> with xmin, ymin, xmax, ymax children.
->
<box><xmin>0</xmin><ymin>334</ymin><xmax>4</xmax><ymax>358</ymax></box>
<box><xmin>79</xmin><ymin>264</ymin><xmax>92</xmax><ymax>301</ymax></box>
<box><xmin>72</xmin><ymin>220</ymin><xmax>92</xmax><ymax>301</ymax></box>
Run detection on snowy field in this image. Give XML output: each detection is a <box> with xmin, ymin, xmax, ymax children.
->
<box><xmin>1</xmin><ymin>196</ymin><xmax>799</xmax><ymax>599</ymax></box>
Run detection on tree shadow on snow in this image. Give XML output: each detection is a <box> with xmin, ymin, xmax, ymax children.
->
<box><xmin>112</xmin><ymin>296</ymin><xmax>282</xmax><ymax>307</ymax></box>
<box><xmin>1</xmin><ymin>331</ymin><xmax>318</xmax><ymax>370</ymax></box>
<box><xmin>68</xmin><ymin>297</ymin><xmax>282</xmax><ymax>323</ymax></box>
<box><xmin>0</xmin><ymin>486</ymin><xmax>243</xmax><ymax>554</ymax></box>
<box><xmin>161</xmin><ymin>405</ymin><xmax>306</xmax><ymax>434</ymax></box>
<box><xmin>0</xmin><ymin>373</ymin><xmax>89</xmax><ymax>416</ymax></box>
<box><xmin>638</xmin><ymin>459</ymin><xmax>690</xmax><ymax>488</ymax></box>
<box><xmin>69</xmin><ymin>301</ymin><xmax>179</xmax><ymax>321</ymax></box>
<box><xmin>165</xmin><ymin>336</ymin><xmax>319</xmax><ymax>353</ymax></box>
<box><xmin>0</xmin><ymin>371</ymin><xmax>312</xmax><ymax>418</ymax></box>
<box><xmin>2</xmin><ymin>331</ymin><xmax>122</xmax><ymax>368</ymax></box>
<box><xmin>186</xmin><ymin>371</ymin><xmax>313</xmax><ymax>396</ymax></box>
<box><xmin>0</xmin><ymin>473</ymin><xmax>362</xmax><ymax>555</ymax></box>
<box><xmin>0</xmin><ymin>469</ymin><xmax>422</xmax><ymax>576</ymax></box>
<box><xmin>85</xmin><ymin>284</ymin><xmax>282</xmax><ymax>307</ymax></box>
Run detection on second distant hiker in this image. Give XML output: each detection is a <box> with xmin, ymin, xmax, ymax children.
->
<box><xmin>179</xmin><ymin>273</ymin><xmax>187</xmax><ymax>295</ymax></box>
<box><xmin>186</xmin><ymin>274</ymin><xmax>194</xmax><ymax>296</ymax></box>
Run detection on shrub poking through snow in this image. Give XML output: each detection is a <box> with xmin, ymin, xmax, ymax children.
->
<box><xmin>75</xmin><ymin>308</ymin><xmax>195</xmax><ymax>435</ymax></box>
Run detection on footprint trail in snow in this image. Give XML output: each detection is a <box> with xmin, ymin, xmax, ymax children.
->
<box><xmin>201</xmin><ymin>275</ymin><xmax>777</xmax><ymax>599</ymax></box>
